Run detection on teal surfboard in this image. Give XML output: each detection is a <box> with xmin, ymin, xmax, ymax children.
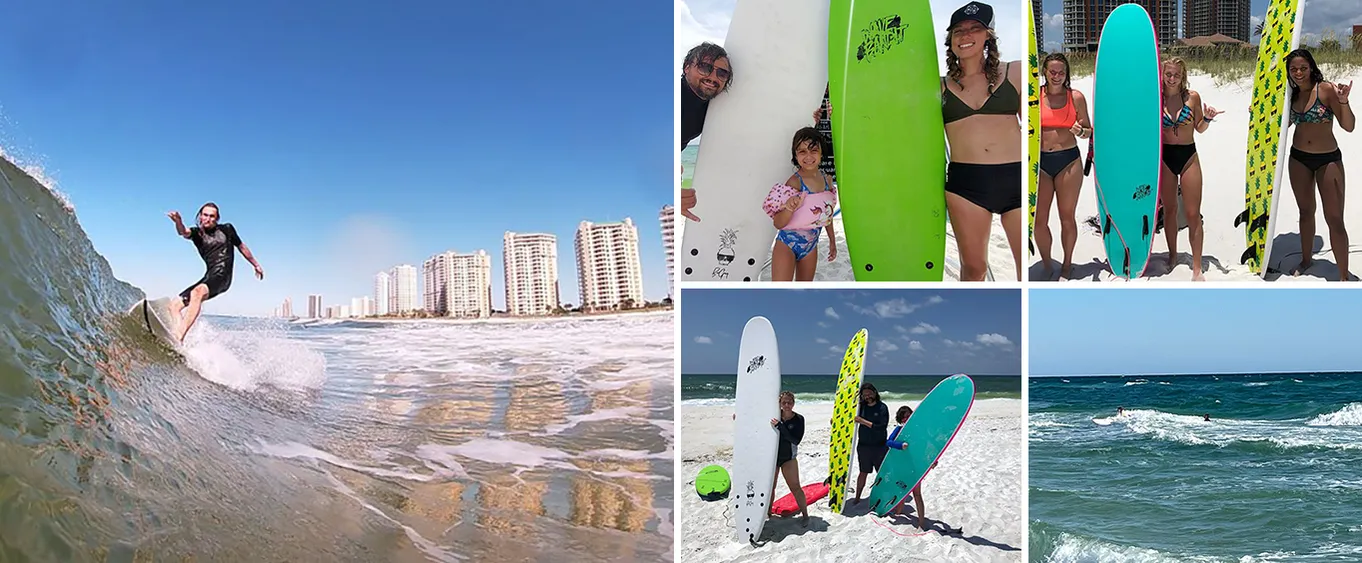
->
<box><xmin>829</xmin><ymin>0</ymin><xmax>946</xmax><ymax>281</ymax></box>
<box><xmin>1092</xmin><ymin>3</ymin><xmax>1160</xmax><ymax>279</ymax></box>
<box><xmin>866</xmin><ymin>373</ymin><xmax>975</xmax><ymax>517</ymax></box>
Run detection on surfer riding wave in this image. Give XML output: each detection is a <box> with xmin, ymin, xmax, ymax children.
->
<box><xmin>166</xmin><ymin>202</ymin><xmax>264</xmax><ymax>342</ymax></box>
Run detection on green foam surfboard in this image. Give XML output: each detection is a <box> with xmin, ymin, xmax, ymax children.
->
<box><xmin>829</xmin><ymin>0</ymin><xmax>946</xmax><ymax>281</ymax></box>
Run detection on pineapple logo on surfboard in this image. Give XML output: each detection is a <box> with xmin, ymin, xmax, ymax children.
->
<box><xmin>712</xmin><ymin>228</ymin><xmax>738</xmax><ymax>279</ymax></box>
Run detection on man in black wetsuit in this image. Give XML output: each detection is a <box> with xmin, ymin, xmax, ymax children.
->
<box><xmin>166</xmin><ymin>202</ymin><xmax>264</xmax><ymax>342</ymax></box>
<box><xmin>680</xmin><ymin>42</ymin><xmax>732</xmax><ymax>222</ymax></box>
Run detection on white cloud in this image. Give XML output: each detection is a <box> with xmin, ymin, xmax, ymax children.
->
<box><xmin>977</xmin><ymin>333</ymin><xmax>1013</xmax><ymax>347</ymax></box>
<box><xmin>910</xmin><ymin>322</ymin><xmax>941</xmax><ymax>334</ymax></box>
<box><xmin>894</xmin><ymin>325</ymin><xmax>908</xmax><ymax>333</ymax></box>
<box><xmin>828</xmin><ymin>345</ymin><xmax>841</xmax><ymax>353</ymax></box>
<box><xmin>944</xmin><ymin>339</ymin><xmax>957</xmax><ymax>347</ymax></box>
<box><xmin>816</xmin><ymin>337</ymin><xmax>829</xmax><ymax>344</ymax></box>
<box><xmin>1300</xmin><ymin>0</ymin><xmax>1362</xmax><ymax>41</ymax></box>
<box><xmin>675</xmin><ymin>1</ymin><xmax>733</xmax><ymax>71</ymax></box>
<box><xmin>818</xmin><ymin>321</ymin><xmax>830</xmax><ymax>328</ymax></box>
<box><xmin>694</xmin><ymin>336</ymin><xmax>713</xmax><ymax>344</ymax></box>
<box><xmin>1043</xmin><ymin>13</ymin><xmax>1064</xmax><ymax>52</ymax></box>
<box><xmin>874</xmin><ymin>340</ymin><xmax>900</xmax><ymax>354</ymax></box>
<box><xmin>849</xmin><ymin>295</ymin><xmax>944</xmax><ymax>319</ymax></box>
<box><xmin>825</xmin><ymin>307</ymin><xmax>840</xmax><ymax>320</ymax></box>
<box><xmin>909</xmin><ymin>340</ymin><xmax>925</xmax><ymax>352</ymax></box>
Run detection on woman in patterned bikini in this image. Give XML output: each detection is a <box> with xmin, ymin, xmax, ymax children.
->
<box><xmin>1283</xmin><ymin>49</ymin><xmax>1355</xmax><ymax>281</ymax></box>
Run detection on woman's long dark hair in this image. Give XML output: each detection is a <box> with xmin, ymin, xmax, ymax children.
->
<box><xmin>1286</xmin><ymin>48</ymin><xmax>1325</xmax><ymax>103</ymax></box>
<box><xmin>1041</xmin><ymin>53</ymin><xmax>1071</xmax><ymax>91</ymax></box>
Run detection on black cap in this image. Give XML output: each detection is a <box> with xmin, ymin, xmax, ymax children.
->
<box><xmin>950</xmin><ymin>1</ymin><xmax>995</xmax><ymax>31</ymax></box>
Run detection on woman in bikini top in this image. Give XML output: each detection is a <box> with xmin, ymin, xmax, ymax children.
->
<box><xmin>936</xmin><ymin>1</ymin><xmax>1023</xmax><ymax>282</ymax></box>
<box><xmin>1156</xmin><ymin>57</ymin><xmax>1218</xmax><ymax>281</ymax></box>
<box><xmin>1033</xmin><ymin>53</ymin><xmax>1092</xmax><ymax>280</ymax></box>
<box><xmin>1282</xmin><ymin>48</ymin><xmax>1355</xmax><ymax>281</ymax></box>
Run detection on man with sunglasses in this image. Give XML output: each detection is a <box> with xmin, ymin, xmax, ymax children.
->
<box><xmin>165</xmin><ymin>202</ymin><xmax>264</xmax><ymax>343</ymax></box>
<box><xmin>680</xmin><ymin>42</ymin><xmax>733</xmax><ymax>222</ymax></box>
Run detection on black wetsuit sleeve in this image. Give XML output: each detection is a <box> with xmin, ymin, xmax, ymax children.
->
<box><xmin>225</xmin><ymin>223</ymin><xmax>243</xmax><ymax>247</ymax></box>
<box><xmin>776</xmin><ymin>414</ymin><xmax>805</xmax><ymax>446</ymax></box>
<box><xmin>188</xmin><ymin>226</ymin><xmax>201</xmax><ymax>242</ymax></box>
<box><xmin>871</xmin><ymin>403</ymin><xmax>888</xmax><ymax>431</ymax></box>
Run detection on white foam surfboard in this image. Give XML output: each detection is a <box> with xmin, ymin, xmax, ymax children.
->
<box><xmin>679</xmin><ymin>0</ymin><xmax>830</xmax><ymax>282</ymax></box>
<box><xmin>128</xmin><ymin>296</ymin><xmax>182</xmax><ymax>347</ymax></box>
<box><xmin>731</xmin><ymin>315</ymin><xmax>781</xmax><ymax>544</ymax></box>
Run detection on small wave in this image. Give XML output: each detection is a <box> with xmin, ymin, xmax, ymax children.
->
<box><xmin>1307</xmin><ymin>403</ymin><xmax>1362</xmax><ymax>427</ymax></box>
<box><xmin>181</xmin><ymin>320</ymin><xmax>327</xmax><ymax>392</ymax></box>
<box><xmin>1042</xmin><ymin>530</ymin><xmax>1224</xmax><ymax>562</ymax></box>
<box><xmin>1245</xmin><ymin>382</ymin><xmax>1271</xmax><ymax>387</ymax></box>
<box><xmin>1110</xmin><ymin>409</ymin><xmax>1362</xmax><ymax>452</ymax></box>
<box><xmin>1125</xmin><ymin>380</ymin><xmax>1148</xmax><ymax>386</ymax></box>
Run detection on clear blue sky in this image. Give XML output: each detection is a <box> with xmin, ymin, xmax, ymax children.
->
<box><xmin>680</xmin><ymin>289</ymin><xmax>1021</xmax><ymax>376</ymax></box>
<box><xmin>1030</xmin><ymin>289</ymin><xmax>1362</xmax><ymax>376</ymax></box>
<box><xmin>0</xmin><ymin>1</ymin><xmax>671</xmax><ymax>317</ymax></box>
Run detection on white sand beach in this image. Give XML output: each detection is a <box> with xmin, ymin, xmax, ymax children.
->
<box><xmin>1029</xmin><ymin>67</ymin><xmax>1362</xmax><ymax>282</ymax></box>
<box><xmin>679</xmin><ymin>399</ymin><xmax>1023</xmax><ymax>563</ymax></box>
<box><xmin>678</xmin><ymin>212</ymin><xmax>1019</xmax><ymax>283</ymax></box>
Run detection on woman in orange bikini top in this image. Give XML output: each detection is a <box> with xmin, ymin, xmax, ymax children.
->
<box><xmin>1034</xmin><ymin>53</ymin><xmax>1092</xmax><ymax>281</ymax></box>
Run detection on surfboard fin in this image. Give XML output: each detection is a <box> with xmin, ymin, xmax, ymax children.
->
<box><xmin>1240</xmin><ymin>246</ymin><xmax>1257</xmax><ymax>265</ymax></box>
<box><xmin>1142</xmin><ymin>215</ymin><xmax>1150</xmax><ymax>239</ymax></box>
<box><xmin>1234</xmin><ymin>209</ymin><xmax>1249</xmax><ymax>228</ymax></box>
<box><xmin>1122</xmin><ymin>249</ymin><xmax>1131</xmax><ymax>278</ymax></box>
<box><xmin>1102</xmin><ymin>215</ymin><xmax>1112</xmax><ymax>236</ymax></box>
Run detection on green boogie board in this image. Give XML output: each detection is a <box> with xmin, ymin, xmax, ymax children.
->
<box><xmin>866</xmin><ymin>373</ymin><xmax>975</xmax><ymax>517</ymax></box>
<box><xmin>1092</xmin><ymin>3</ymin><xmax>1160</xmax><ymax>279</ymax></box>
<box><xmin>829</xmin><ymin>0</ymin><xmax>945</xmax><ymax>281</ymax></box>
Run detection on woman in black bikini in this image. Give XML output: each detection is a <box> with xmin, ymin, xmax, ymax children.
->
<box><xmin>769</xmin><ymin>391</ymin><xmax>809</xmax><ymax>526</ymax></box>
<box><xmin>939</xmin><ymin>1</ymin><xmax>1023</xmax><ymax>281</ymax></box>
<box><xmin>1284</xmin><ymin>49</ymin><xmax>1355</xmax><ymax>281</ymax></box>
<box><xmin>1035</xmin><ymin>53</ymin><xmax>1092</xmax><ymax>280</ymax></box>
<box><xmin>1159</xmin><ymin>57</ymin><xmax>1220</xmax><ymax>281</ymax></box>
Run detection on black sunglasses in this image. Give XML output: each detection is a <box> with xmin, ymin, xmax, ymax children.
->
<box><xmin>694</xmin><ymin>61</ymin><xmax>731</xmax><ymax>81</ymax></box>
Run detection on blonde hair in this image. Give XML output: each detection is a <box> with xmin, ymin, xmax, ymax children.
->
<box><xmin>944</xmin><ymin>28</ymin><xmax>1001</xmax><ymax>88</ymax></box>
<box><xmin>1162</xmin><ymin>57</ymin><xmax>1190</xmax><ymax>102</ymax></box>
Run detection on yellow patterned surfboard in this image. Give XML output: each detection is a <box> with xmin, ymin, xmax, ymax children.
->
<box><xmin>827</xmin><ymin>328</ymin><xmax>867</xmax><ymax>514</ymax></box>
<box><xmin>1236</xmin><ymin>0</ymin><xmax>1303</xmax><ymax>275</ymax></box>
<box><xmin>1027</xmin><ymin>0</ymin><xmax>1040</xmax><ymax>257</ymax></box>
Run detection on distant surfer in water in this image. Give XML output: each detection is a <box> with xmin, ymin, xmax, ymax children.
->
<box><xmin>680</xmin><ymin>42</ymin><xmax>733</xmax><ymax>223</ymax></box>
<box><xmin>166</xmin><ymin>202</ymin><xmax>264</xmax><ymax>343</ymax></box>
<box><xmin>1283</xmin><ymin>49</ymin><xmax>1355</xmax><ymax>281</ymax></box>
<box><xmin>768</xmin><ymin>391</ymin><xmax>810</xmax><ymax>526</ymax></box>
<box><xmin>852</xmin><ymin>382</ymin><xmax>890</xmax><ymax>504</ymax></box>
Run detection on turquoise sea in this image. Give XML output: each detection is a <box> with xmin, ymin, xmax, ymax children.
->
<box><xmin>1030</xmin><ymin>373</ymin><xmax>1362</xmax><ymax>562</ymax></box>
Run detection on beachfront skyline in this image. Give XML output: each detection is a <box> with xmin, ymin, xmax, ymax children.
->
<box><xmin>0</xmin><ymin>1</ymin><xmax>671</xmax><ymax>317</ymax></box>
<box><xmin>680</xmin><ymin>289</ymin><xmax>1022</xmax><ymax>376</ymax></box>
<box><xmin>1030</xmin><ymin>289</ymin><xmax>1362</xmax><ymax>376</ymax></box>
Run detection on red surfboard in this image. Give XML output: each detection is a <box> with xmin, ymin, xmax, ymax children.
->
<box><xmin>772</xmin><ymin>482</ymin><xmax>829</xmax><ymax>516</ymax></box>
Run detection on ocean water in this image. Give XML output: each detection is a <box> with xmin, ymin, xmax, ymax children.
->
<box><xmin>0</xmin><ymin>153</ymin><xmax>673</xmax><ymax>561</ymax></box>
<box><xmin>681</xmin><ymin>374</ymin><xmax>1021</xmax><ymax>407</ymax></box>
<box><xmin>1030</xmin><ymin>373</ymin><xmax>1362</xmax><ymax>562</ymax></box>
